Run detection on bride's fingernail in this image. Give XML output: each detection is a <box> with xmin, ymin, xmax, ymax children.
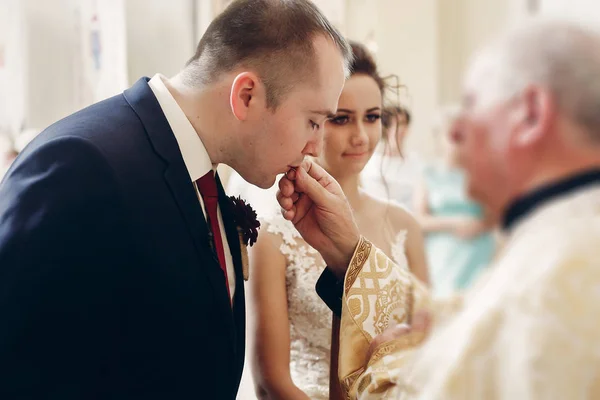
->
<box><xmin>287</xmin><ymin>169</ymin><xmax>296</xmax><ymax>180</ymax></box>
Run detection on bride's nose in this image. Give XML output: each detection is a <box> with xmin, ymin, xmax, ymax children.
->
<box><xmin>350</xmin><ymin>122</ymin><xmax>368</xmax><ymax>147</ymax></box>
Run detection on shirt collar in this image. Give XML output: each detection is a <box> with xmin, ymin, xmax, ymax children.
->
<box><xmin>148</xmin><ymin>74</ymin><xmax>214</xmax><ymax>181</ymax></box>
<box><xmin>502</xmin><ymin>168</ymin><xmax>600</xmax><ymax>231</ymax></box>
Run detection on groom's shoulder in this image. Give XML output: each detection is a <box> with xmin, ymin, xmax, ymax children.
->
<box><xmin>45</xmin><ymin>93</ymin><xmax>143</xmax><ymax>144</ymax></box>
<box><xmin>21</xmin><ymin>94</ymin><xmax>152</xmax><ymax>174</ymax></box>
<box><xmin>8</xmin><ymin>99</ymin><xmax>138</xmax><ymax>192</ymax></box>
<box><xmin>0</xmin><ymin>135</ymin><xmax>122</xmax><ymax>222</ymax></box>
<box><xmin>10</xmin><ymin>134</ymin><xmax>116</xmax><ymax>187</ymax></box>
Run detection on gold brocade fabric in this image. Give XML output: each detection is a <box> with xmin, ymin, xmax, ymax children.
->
<box><xmin>338</xmin><ymin>237</ymin><xmax>431</xmax><ymax>399</ymax></box>
<box><xmin>339</xmin><ymin>187</ymin><xmax>600</xmax><ymax>400</ymax></box>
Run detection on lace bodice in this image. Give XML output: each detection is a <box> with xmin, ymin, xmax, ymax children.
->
<box><xmin>266</xmin><ymin>215</ymin><xmax>409</xmax><ymax>399</ymax></box>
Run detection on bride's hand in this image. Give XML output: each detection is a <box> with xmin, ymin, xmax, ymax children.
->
<box><xmin>277</xmin><ymin>159</ymin><xmax>360</xmax><ymax>277</ymax></box>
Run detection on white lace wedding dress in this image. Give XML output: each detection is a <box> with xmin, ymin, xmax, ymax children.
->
<box><xmin>265</xmin><ymin>214</ymin><xmax>410</xmax><ymax>399</ymax></box>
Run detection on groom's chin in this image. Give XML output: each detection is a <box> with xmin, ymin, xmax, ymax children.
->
<box><xmin>254</xmin><ymin>175</ymin><xmax>277</xmax><ymax>189</ymax></box>
<box><xmin>242</xmin><ymin>172</ymin><xmax>277</xmax><ymax>189</ymax></box>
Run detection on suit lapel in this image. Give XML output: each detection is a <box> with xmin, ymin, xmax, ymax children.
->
<box><xmin>123</xmin><ymin>78</ymin><xmax>233</xmax><ymax>320</ymax></box>
<box><xmin>216</xmin><ymin>175</ymin><xmax>247</xmax><ymax>357</ymax></box>
<box><xmin>216</xmin><ymin>174</ymin><xmax>244</xmax><ymax>284</ymax></box>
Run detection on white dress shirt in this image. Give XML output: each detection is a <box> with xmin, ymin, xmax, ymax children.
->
<box><xmin>148</xmin><ymin>74</ymin><xmax>236</xmax><ymax>302</ymax></box>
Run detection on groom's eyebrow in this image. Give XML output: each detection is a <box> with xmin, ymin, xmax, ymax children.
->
<box><xmin>311</xmin><ymin>109</ymin><xmax>336</xmax><ymax>119</ymax></box>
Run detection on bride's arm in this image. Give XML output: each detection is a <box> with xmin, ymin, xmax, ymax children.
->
<box><xmin>248</xmin><ymin>229</ymin><xmax>311</xmax><ymax>400</ymax></box>
<box><xmin>401</xmin><ymin>212</ymin><xmax>430</xmax><ymax>285</ymax></box>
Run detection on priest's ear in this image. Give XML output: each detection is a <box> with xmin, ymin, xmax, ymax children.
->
<box><xmin>229</xmin><ymin>72</ymin><xmax>267</xmax><ymax>121</ymax></box>
<box><xmin>512</xmin><ymin>85</ymin><xmax>555</xmax><ymax>147</ymax></box>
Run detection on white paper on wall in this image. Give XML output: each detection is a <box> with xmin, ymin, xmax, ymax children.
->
<box><xmin>76</xmin><ymin>0</ymin><xmax>128</xmax><ymax>107</ymax></box>
<box><xmin>0</xmin><ymin>1</ymin><xmax>8</xmax><ymax>136</ymax></box>
<box><xmin>0</xmin><ymin>0</ymin><xmax>26</xmax><ymax>143</ymax></box>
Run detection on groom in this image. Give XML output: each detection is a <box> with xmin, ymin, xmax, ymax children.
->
<box><xmin>0</xmin><ymin>1</ymin><xmax>350</xmax><ymax>398</ymax></box>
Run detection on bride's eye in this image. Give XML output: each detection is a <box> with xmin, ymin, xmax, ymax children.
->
<box><xmin>310</xmin><ymin>120</ymin><xmax>320</xmax><ymax>131</ymax></box>
<box><xmin>329</xmin><ymin>115</ymin><xmax>349</xmax><ymax>125</ymax></box>
<box><xmin>366</xmin><ymin>114</ymin><xmax>381</xmax><ymax>123</ymax></box>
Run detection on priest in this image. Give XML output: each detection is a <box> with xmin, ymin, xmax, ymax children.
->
<box><xmin>278</xmin><ymin>19</ymin><xmax>600</xmax><ymax>399</ymax></box>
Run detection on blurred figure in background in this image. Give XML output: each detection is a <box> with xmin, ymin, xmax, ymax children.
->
<box><xmin>361</xmin><ymin>104</ymin><xmax>424</xmax><ymax>209</ymax></box>
<box><xmin>0</xmin><ymin>149</ymin><xmax>17</xmax><ymax>180</ymax></box>
<box><xmin>0</xmin><ymin>129</ymin><xmax>38</xmax><ymax>182</ymax></box>
<box><xmin>0</xmin><ymin>133</ymin><xmax>13</xmax><ymax>181</ymax></box>
<box><xmin>414</xmin><ymin>105</ymin><xmax>495</xmax><ymax>296</ymax></box>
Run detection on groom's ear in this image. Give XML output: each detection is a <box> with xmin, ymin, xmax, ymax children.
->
<box><xmin>230</xmin><ymin>72</ymin><xmax>264</xmax><ymax>121</ymax></box>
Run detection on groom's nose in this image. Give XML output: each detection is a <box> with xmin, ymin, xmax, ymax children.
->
<box><xmin>303</xmin><ymin>128</ymin><xmax>324</xmax><ymax>157</ymax></box>
<box><xmin>302</xmin><ymin>140</ymin><xmax>320</xmax><ymax>157</ymax></box>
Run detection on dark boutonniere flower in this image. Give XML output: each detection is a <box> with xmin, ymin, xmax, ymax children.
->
<box><xmin>228</xmin><ymin>196</ymin><xmax>261</xmax><ymax>280</ymax></box>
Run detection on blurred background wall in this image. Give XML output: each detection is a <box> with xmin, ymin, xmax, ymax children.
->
<box><xmin>2</xmin><ymin>0</ymin><xmax>600</xmax><ymax>398</ymax></box>
<box><xmin>1</xmin><ymin>0</ymin><xmax>598</xmax><ymax>167</ymax></box>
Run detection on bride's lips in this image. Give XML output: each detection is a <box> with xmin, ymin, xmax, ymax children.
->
<box><xmin>342</xmin><ymin>152</ymin><xmax>368</xmax><ymax>159</ymax></box>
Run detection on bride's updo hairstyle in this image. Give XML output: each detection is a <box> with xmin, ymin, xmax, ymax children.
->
<box><xmin>347</xmin><ymin>41</ymin><xmax>386</xmax><ymax>95</ymax></box>
<box><xmin>347</xmin><ymin>41</ymin><xmax>403</xmax><ymax>197</ymax></box>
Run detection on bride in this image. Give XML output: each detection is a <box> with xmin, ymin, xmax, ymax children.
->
<box><xmin>247</xmin><ymin>41</ymin><xmax>429</xmax><ymax>399</ymax></box>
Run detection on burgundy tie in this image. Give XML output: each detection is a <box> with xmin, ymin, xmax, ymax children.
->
<box><xmin>196</xmin><ymin>171</ymin><xmax>230</xmax><ymax>300</ymax></box>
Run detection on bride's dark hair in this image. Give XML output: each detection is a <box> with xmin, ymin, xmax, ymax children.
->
<box><xmin>382</xmin><ymin>105</ymin><xmax>411</xmax><ymax>156</ymax></box>
<box><xmin>349</xmin><ymin>41</ymin><xmax>407</xmax><ymax>152</ymax></box>
<box><xmin>347</xmin><ymin>41</ymin><xmax>406</xmax><ymax>201</ymax></box>
<box><xmin>348</xmin><ymin>41</ymin><xmax>386</xmax><ymax>91</ymax></box>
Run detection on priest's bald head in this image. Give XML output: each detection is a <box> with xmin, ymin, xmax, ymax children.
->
<box><xmin>452</xmin><ymin>20</ymin><xmax>600</xmax><ymax>222</ymax></box>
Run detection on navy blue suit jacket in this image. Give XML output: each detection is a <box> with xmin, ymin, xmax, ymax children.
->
<box><xmin>0</xmin><ymin>78</ymin><xmax>246</xmax><ymax>399</ymax></box>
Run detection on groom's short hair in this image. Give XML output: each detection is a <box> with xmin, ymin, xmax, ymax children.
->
<box><xmin>183</xmin><ymin>0</ymin><xmax>352</xmax><ymax>108</ymax></box>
